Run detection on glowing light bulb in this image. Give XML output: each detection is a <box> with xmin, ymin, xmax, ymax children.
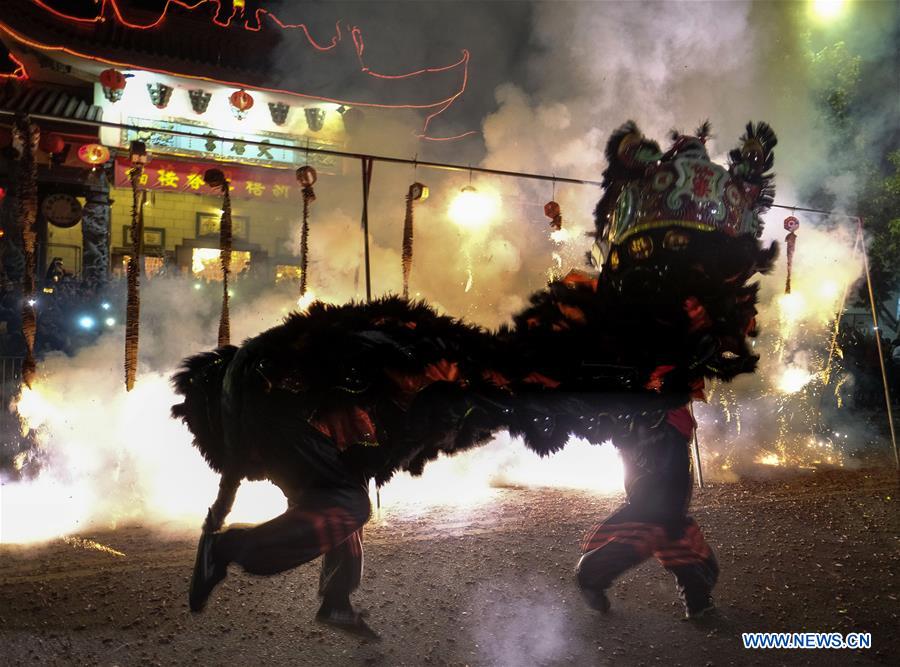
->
<box><xmin>78</xmin><ymin>315</ymin><xmax>96</xmax><ymax>330</ymax></box>
<box><xmin>449</xmin><ymin>185</ymin><xmax>496</xmax><ymax>230</ymax></box>
<box><xmin>104</xmin><ymin>317</ymin><xmax>116</xmax><ymax>327</ymax></box>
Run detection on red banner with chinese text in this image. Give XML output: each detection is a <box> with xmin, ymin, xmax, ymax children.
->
<box><xmin>113</xmin><ymin>157</ymin><xmax>299</xmax><ymax>201</ymax></box>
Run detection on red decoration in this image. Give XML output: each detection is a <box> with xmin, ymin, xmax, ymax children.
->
<box><xmin>40</xmin><ymin>133</ymin><xmax>65</xmax><ymax>156</ymax></box>
<box><xmin>544</xmin><ymin>200</ymin><xmax>562</xmax><ymax>231</ymax></box>
<box><xmin>0</xmin><ymin>186</ymin><xmax>6</xmax><ymax>202</ymax></box>
<box><xmin>99</xmin><ymin>68</ymin><xmax>127</xmax><ymax>102</ymax></box>
<box><xmin>229</xmin><ymin>89</ymin><xmax>255</xmax><ymax>120</ymax></box>
<box><xmin>113</xmin><ymin>157</ymin><xmax>300</xmax><ymax>202</ymax></box>
<box><xmin>78</xmin><ymin>143</ymin><xmax>110</xmax><ymax>166</ymax></box>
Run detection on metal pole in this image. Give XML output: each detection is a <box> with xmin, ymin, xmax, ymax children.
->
<box><xmin>359</xmin><ymin>156</ymin><xmax>379</xmax><ymax>508</ymax></box>
<box><xmin>689</xmin><ymin>401</ymin><xmax>704</xmax><ymax>489</ymax></box>
<box><xmin>856</xmin><ymin>217</ymin><xmax>899</xmax><ymax>469</ymax></box>
<box><xmin>360</xmin><ymin>157</ymin><xmax>374</xmax><ymax>303</ymax></box>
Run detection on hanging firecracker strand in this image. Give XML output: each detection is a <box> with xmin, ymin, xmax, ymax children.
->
<box><xmin>401</xmin><ymin>182</ymin><xmax>428</xmax><ymax>299</ymax></box>
<box><xmin>13</xmin><ymin>115</ymin><xmax>38</xmax><ymax>388</ymax></box>
<box><xmin>125</xmin><ymin>164</ymin><xmax>145</xmax><ymax>391</ymax></box>
<box><xmin>784</xmin><ymin>215</ymin><xmax>799</xmax><ymax>295</ymax></box>
<box><xmin>202</xmin><ymin>169</ymin><xmax>232</xmax><ymax>346</ymax></box>
<box><xmin>296</xmin><ymin>166</ymin><xmax>317</xmax><ymax>297</ymax></box>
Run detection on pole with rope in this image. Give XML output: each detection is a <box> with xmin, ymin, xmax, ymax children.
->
<box><xmin>856</xmin><ymin>217</ymin><xmax>899</xmax><ymax>470</ymax></box>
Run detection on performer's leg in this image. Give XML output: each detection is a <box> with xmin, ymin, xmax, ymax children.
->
<box><xmin>214</xmin><ymin>486</ymin><xmax>371</xmax><ymax>575</ymax></box>
<box><xmin>653</xmin><ymin>518</ymin><xmax>719</xmax><ymax>618</ymax></box>
<box><xmin>575</xmin><ymin>506</ymin><xmax>657</xmax><ymax>612</ymax></box>
<box><xmin>318</xmin><ymin>529</ymin><xmax>364</xmax><ymax>610</ymax></box>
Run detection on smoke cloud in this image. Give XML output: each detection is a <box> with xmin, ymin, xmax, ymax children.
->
<box><xmin>4</xmin><ymin>0</ymin><xmax>897</xmax><ymax>544</ymax></box>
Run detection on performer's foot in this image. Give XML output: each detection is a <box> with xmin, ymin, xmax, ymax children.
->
<box><xmin>189</xmin><ymin>530</ymin><xmax>227</xmax><ymax>612</ymax></box>
<box><xmin>683</xmin><ymin>596</ymin><xmax>716</xmax><ymax>621</ymax></box>
<box><xmin>315</xmin><ymin>602</ymin><xmax>380</xmax><ymax>640</ymax></box>
<box><xmin>579</xmin><ymin>587</ymin><xmax>611</xmax><ymax>614</ymax></box>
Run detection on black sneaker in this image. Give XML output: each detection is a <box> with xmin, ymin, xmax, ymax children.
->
<box><xmin>189</xmin><ymin>530</ymin><xmax>227</xmax><ymax>612</ymax></box>
<box><xmin>315</xmin><ymin>603</ymin><xmax>380</xmax><ymax>640</ymax></box>
<box><xmin>683</xmin><ymin>597</ymin><xmax>716</xmax><ymax>621</ymax></box>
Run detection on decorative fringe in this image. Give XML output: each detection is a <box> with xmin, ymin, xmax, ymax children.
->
<box><xmin>401</xmin><ymin>185</ymin><xmax>415</xmax><ymax>298</ymax></box>
<box><xmin>125</xmin><ymin>165</ymin><xmax>144</xmax><ymax>391</ymax></box>
<box><xmin>299</xmin><ymin>184</ymin><xmax>315</xmax><ymax>296</ymax></box>
<box><xmin>218</xmin><ymin>184</ymin><xmax>232</xmax><ymax>347</ymax></box>
<box><xmin>13</xmin><ymin>115</ymin><xmax>39</xmax><ymax>388</ymax></box>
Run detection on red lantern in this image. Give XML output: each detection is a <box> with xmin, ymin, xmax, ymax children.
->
<box><xmin>229</xmin><ymin>89</ymin><xmax>254</xmax><ymax>120</ymax></box>
<box><xmin>40</xmin><ymin>133</ymin><xmax>65</xmax><ymax>156</ymax></box>
<box><xmin>544</xmin><ymin>200</ymin><xmax>563</xmax><ymax>231</ymax></box>
<box><xmin>78</xmin><ymin>143</ymin><xmax>110</xmax><ymax>166</ymax></box>
<box><xmin>99</xmin><ymin>68</ymin><xmax>127</xmax><ymax>103</ymax></box>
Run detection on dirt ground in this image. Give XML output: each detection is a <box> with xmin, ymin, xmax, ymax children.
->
<box><xmin>1</xmin><ymin>467</ymin><xmax>897</xmax><ymax>666</ymax></box>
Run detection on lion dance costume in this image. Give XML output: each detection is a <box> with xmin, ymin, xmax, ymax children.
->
<box><xmin>173</xmin><ymin>120</ymin><xmax>776</xmax><ymax>633</ymax></box>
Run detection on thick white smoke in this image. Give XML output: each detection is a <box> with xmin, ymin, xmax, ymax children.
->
<box><xmin>2</xmin><ymin>0</ymin><xmax>891</xmax><ymax>547</ymax></box>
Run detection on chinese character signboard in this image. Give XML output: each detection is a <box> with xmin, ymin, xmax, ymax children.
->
<box><xmin>114</xmin><ymin>157</ymin><xmax>299</xmax><ymax>202</ymax></box>
<box><xmin>122</xmin><ymin>117</ymin><xmax>338</xmax><ymax>172</ymax></box>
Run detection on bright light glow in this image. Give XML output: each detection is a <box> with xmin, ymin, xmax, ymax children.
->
<box><xmin>778</xmin><ymin>367</ymin><xmax>814</xmax><ymax>394</ymax></box>
<box><xmin>296</xmin><ymin>290</ymin><xmax>316</xmax><ymax>312</ymax></box>
<box><xmin>27</xmin><ymin>299</ymin><xmax>36</xmax><ymax>307</ymax></box>
<box><xmin>104</xmin><ymin>317</ymin><xmax>116</xmax><ymax>327</ymax></box>
<box><xmin>193</xmin><ymin>283</ymin><xmax>203</xmax><ymax>290</ymax></box>
<box><xmin>191</xmin><ymin>248</ymin><xmax>251</xmax><ymax>281</ymax></box>
<box><xmin>778</xmin><ymin>292</ymin><xmax>807</xmax><ymax>323</ymax></box>
<box><xmin>757</xmin><ymin>452</ymin><xmax>783</xmax><ymax>467</ymax></box>
<box><xmin>448</xmin><ymin>186</ymin><xmax>497</xmax><ymax>231</ymax></box>
<box><xmin>810</xmin><ymin>0</ymin><xmax>847</xmax><ymax>22</ymax></box>
<box><xmin>550</xmin><ymin>228</ymin><xmax>572</xmax><ymax>243</ymax></box>
<box><xmin>78</xmin><ymin>315</ymin><xmax>96</xmax><ymax>330</ymax></box>
<box><xmin>101</xmin><ymin>302</ymin><xmax>111</xmax><ymax>310</ymax></box>
<box><xmin>818</xmin><ymin>280</ymin><xmax>839</xmax><ymax>301</ymax></box>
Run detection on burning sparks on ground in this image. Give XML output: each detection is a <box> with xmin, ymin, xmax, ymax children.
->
<box><xmin>757</xmin><ymin>452</ymin><xmax>783</xmax><ymax>466</ymax></box>
<box><xmin>63</xmin><ymin>537</ymin><xmax>126</xmax><ymax>558</ymax></box>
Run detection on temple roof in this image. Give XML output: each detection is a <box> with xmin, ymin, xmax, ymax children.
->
<box><xmin>0</xmin><ymin>0</ymin><xmax>469</xmax><ymax>135</ymax></box>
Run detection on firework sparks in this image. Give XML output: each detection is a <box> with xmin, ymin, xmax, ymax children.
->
<box><xmin>63</xmin><ymin>537</ymin><xmax>126</xmax><ymax>558</ymax></box>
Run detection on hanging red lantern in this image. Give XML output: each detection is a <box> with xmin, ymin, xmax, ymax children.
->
<box><xmin>544</xmin><ymin>200</ymin><xmax>563</xmax><ymax>231</ymax></box>
<box><xmin>229</xmin><ymin>89</ymin><xmax>254</xmax><ymax>120</ymax></box>
<box><xmin>99</xmin><ymin>68</ymin><xmax>127</xmax><ymax>103</ymax></box>
<box><xmin>78</xmin><ymin>143</ymin><xmax>110</xmax><ymax>166</ymax></box>
<box><xmin>39</xmin><ymin>133</ymin><xmax>65</xmax><ymax>156</ymax></box>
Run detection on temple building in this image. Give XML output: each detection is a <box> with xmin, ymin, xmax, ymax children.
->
<box><xmin>0</xmin><ymin>0</ymin><xmax>466</xmax><ymax>285</ymax></box>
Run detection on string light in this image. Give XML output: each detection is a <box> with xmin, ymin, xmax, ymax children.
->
<box><xmin>0</xmin><ymin>51</ymin><xmax>27</xmax><ymax>80</ymax></box>
<box><xmin>17</xmin><ymin>1</ymin><xmax>472</xmax><ymax>140</ymax></box>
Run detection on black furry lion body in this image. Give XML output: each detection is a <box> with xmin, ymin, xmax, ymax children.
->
<box><xmin>172</xmin><ymin>120</ymin><xmax>777</xmax><ymax>627</ymax></box>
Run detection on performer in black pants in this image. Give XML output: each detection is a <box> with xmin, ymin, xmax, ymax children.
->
<box><xmin>576</xmin><ymin>405</ymin><xmax>718</xmax><ymax>618</ymax></box>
